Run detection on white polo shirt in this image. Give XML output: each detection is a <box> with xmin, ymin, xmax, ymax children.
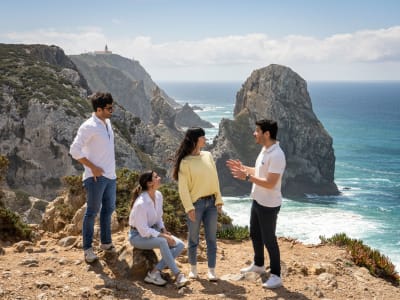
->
<box><xmin>70</xmin><ymin>113</ymin><xmax>116</xmax><ymax>181</ymax></box>
<box><xmin>250</xmin><ymin>142</ymin><xmax>286</xmax><ymax>207</ymax></box>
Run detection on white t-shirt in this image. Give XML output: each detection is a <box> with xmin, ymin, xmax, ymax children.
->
<box><xmin>250</xmin><ymin>142</ymin><xmax>286</xmax><ymax>207</ymax></box>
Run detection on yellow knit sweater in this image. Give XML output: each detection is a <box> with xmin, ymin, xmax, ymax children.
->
<box><xmin>178</xmin><ymin>151</ymin><xmax>223</xmax><ymax>212</ymax></box>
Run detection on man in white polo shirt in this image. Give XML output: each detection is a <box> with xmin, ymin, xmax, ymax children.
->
<box><xmin>226</xmin><ymin>119</ymin><xmax>286</xmax><ymax>289</ymax></box>
<box><xmin>70</xmin><ymin>92</ymin><xmax>116</xmax><ymax>263</ymax></box>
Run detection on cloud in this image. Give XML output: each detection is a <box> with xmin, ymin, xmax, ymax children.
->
<box><xmin>3</xmin><ymin>26</ymin><xmax>400</xmax><ymax>80</ymax></box>
<box><xmin>120</xmin><ymin>26</ymin><xmax>400</xmax><ymax>66</ymax></box>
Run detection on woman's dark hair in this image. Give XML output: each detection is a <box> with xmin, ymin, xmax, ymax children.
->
<box><xmin>255</xmin><ymin>119</ymin><xmax>278</xmax><ymax>140</ymax></box>
<box><xmin>172</xmin><ymin>127</ymin><xmax>205</xmax><ymax>180</ymax></box>
<box><xmin>89</xmin><ymin>92</ymin><xmax>114</xmax><ymax>112</ymax></box>
<box><xmin>130</xmin><ymin>170</ymin><xmax>154</xmax><ymax>208</ymax></box>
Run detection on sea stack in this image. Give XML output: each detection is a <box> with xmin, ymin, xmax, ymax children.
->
<box><xmin>212</xmin><ymin>64</ymin><xmax>339</xmax><ymax>197</ymax></box>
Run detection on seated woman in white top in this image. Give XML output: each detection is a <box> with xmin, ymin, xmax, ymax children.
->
<box><xmin>128</xmin><ymin>171</ymin><xmax>188</xmax><ymax>288</ymax></box>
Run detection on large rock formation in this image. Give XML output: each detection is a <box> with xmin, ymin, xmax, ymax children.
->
<box><xmin>212</xmin><ymin>64</ymin><xmax>339</xmax><ymax>197</ymax></box>
<box><xmin>0</xmin><ymin>44</ymin><xmax>182</xmax><ymax>200</ymax></box>
<box><xmin>70</xmin><ymin>53</ymin><xmax>211</xmax><ymax>129</ymax></box>
<box><xmin>175</xmin><ymin>103</ymin><xmax>213</xmax><ymax>128</ymax></box>
<box><xmin>70</xmin><ymin>53</ymin><xmax>177</xmax><ymax>123</ymax></box>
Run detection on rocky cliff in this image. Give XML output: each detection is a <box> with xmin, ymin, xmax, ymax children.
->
<box><xmin>212</xmin><ymin>64</ymin><xmax>339</xmax><ymax>197</ymax></box>
<box><xmin>70</xmin><ymin>53</ymin><xmax>211</xmax><ymax>129</ymax></box>
<box><xmin>0</xmin><ymin>44</ymin><xmax>182</xmax><ymax>200</ymax></box>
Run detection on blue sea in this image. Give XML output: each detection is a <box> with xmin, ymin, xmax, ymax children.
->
<box><xmin>159</xmin><ymin>81</ymin><xmax>400</xmax><ymax>271</ymax></box>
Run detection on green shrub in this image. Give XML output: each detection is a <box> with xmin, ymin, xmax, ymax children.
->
<box><xmin>115</xmin><ymin>168</ymin><xmax>139</xmax><ymax>221</ymax></box>
<box><xmin>0</xmin><ymin>206</ymin><xmax>32</xmax><ymax>242</ymax></box>
<box><xmin>53</xmin><ymin>202</ymin><xmax>75</xmax><ymax>220</ymax></box>
<box><xmin>62</xmin><ymin>175</ymin><xmax>84</xmax><ymax>195</ymax></box>
<box><xmin>217</xmin><ymin>225</ymin><xmax>250</xmax><ymax>241</ymax></box>
<box><xmin>14</xmin><ymin>189</ymin><xmax>31</xmax><ymax>211</ymax></box>
<box><xmin>320</xmin><ymin>233</ymin><xmax>399</xmax><ymax>285</ymax></box>
<box><xmin>159</xmin><ymin>183</ymin><xmax>187</xmax><ymax>235</ymax></box>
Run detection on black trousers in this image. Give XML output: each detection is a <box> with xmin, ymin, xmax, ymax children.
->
<box><xmin>250</xmin><ymin>200</ymin><xmax>281</xmax><ymax>277</ymax></box>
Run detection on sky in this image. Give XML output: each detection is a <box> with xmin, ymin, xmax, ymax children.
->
<box><xmin>1</xmin><ymin>0</ymin><xmax>400</xmax><ymax>82</ymax></box>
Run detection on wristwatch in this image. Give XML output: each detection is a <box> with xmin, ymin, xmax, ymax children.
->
<box><xmin>245</xmin><ymin>174</ymin><xmax>251</xmax><ymax>181</ymax></box>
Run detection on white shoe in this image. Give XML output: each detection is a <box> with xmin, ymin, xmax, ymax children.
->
<box><xmin>262</xmin><ymin>274</ymin><xmax>282</xmax><ymax>289</ymax></box>
<box><xmin>100</xmin><ymin>243</ymin><xmax>116</xmax><ymax>251</ymax></box>
<box><xmin>175</xmin><ymin>273</ymin><xmax>189</xmax><ymax>288</ymax></box>
<box><xmin>240</xmin><ymin>263</ymin><xmax>265</xmax><ymax>274</ymax></box>
<box><xmin>84</xmin><ymin>248</ymin><xmax>98</xmax><ymax>263</ymax></box>
<box><xmin>208</xmin><ymin>268</ymin><xmax>218</xmax><ymax>282</ymax></box>
<box><xmin>144</xmin><ymin>270</ymin><xmax>167</xmax><ymax>286</ymax></box>
<box><xmin>188</xmin><ymin>265</ymin><xmax>198</xmax><ymax>279</ymax></box>
<box><xmin>188</xmin><ymin>270</ymin><xmax>198</xmax><ymax>279</ymax></box>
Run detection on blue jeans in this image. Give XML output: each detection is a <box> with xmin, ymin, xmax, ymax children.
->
<box><xmin>250</xmin><ymin>200</ymin><xmax>281</xmax><ymax>277</ymax></box>
<box><xmin>187</xmin><ymin>196</ymin><xmax>218</xmax><ymax>268</ymax></box>
<box><xmin>129</xmin><ymin>228</ymin><xmax>185</xmax><ymax>275</ymax></box>
<box><xmin>82</xmin><ymin>176</ymin><xmax>116</xmax><ymax>250</ymax></box>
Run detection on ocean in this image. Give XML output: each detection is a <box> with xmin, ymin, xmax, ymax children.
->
<box><xmin>159</xmin><ymin>81</ymin><xmax>400</xmax><ymax>271</ymax></box>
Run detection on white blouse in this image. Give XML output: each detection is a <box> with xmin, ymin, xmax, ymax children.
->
<box><xmin>128</xmin><ymin>190</ymin><xmax>165</xmax><ymax>238</ymax></box>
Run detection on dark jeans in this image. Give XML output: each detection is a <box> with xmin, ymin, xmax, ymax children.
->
<box><xmin>250</xmin><ymin>200</ymin><xmax>281</xmax><ymax>277</ymax></box>
<box><xmin>82</xmin><ymin>176</ymin><xmax>116</xmax><ymax>250</ymax></box>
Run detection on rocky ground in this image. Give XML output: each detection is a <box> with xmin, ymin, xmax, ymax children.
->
<box><xmin>0</xmin><ymin>230</ymin><xmax>399</xmax><ymax>300</ymax></box>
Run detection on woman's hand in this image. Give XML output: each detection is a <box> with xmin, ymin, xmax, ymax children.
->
<box><xmin>187</xmin><ymin>209</ymin><xmax>196</xmax><ymax>222</ymax></box>
<box><xmin>217</xmin><ymin>204</ymin><xmax>223</xmax><ymax>214</ymax></box>
<box><xmin>161</xmin><ymin>228</ymin><xmax>171</xmax><ymax>235</ymax></box>
<box><xmin>161</xmin><ymin>232</ymin><xmax>176</xmax><ymax>247</ymax></box>
<box><xmin>165</xmin><ymin>235</ymin><xmax>176</xmax><ymax>247</ymax></box>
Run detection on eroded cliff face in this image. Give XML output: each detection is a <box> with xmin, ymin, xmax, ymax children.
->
<box><xmin>0</xmin><ymin>44</ymin><xmax>181</xmax><ymax>200</ymax></box>
<box><xmin>212</xmin><ymin>64</ymin><xmax>339</xmax><ymax>197</ymax></box>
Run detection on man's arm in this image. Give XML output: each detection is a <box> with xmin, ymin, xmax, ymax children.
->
<box><xmin>247</xmin><ymin>172</ymin><xmax>280</xmax><ymax>189</ymax></box>
<box><xmin>76</xmin><ymin>157</ymin><xmax>104</xmax><ymax>179</ymax></box>
<box><xmin>227</xmin><ymin>159</ymin><xmax>281</xmax><ymax>189</ymax></box>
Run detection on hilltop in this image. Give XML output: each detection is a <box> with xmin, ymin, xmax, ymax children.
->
<box><xmin>0</xmin><ymin>229</ymin><xmax>399</xmax><ymax>300</ymax></box>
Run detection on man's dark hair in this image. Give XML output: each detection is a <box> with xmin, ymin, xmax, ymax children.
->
<box><xmin>89</xmin><ymin>92</ymin><xmax>114</xmax><ymax>112</ymax></box>
<box><xmin>255</xmin><ymin>119</ymin><xmax>278</xmax><ymax>140</ymax></box>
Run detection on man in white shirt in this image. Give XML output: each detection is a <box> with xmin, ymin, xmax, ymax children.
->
<box><xmin>226</xmin><ymin>119</ymin><xmax>286</xmax><ymax>289</ymax></box>
<box><xmin>70</xmin><ymin>92</ymin><xmax>116</xmax><ymax>263</ymax></box>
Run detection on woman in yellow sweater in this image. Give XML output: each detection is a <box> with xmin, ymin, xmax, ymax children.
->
<box><xmin>172</xmin><ymin>127</ymin><xmax>223</xmax><ymax>281</ymax></box>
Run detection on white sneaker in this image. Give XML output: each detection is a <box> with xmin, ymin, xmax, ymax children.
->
<box><xmin>240</xmin><ymin>263</ymin><xmax>265</xmax><ymax>274</ymax></box>
<box><xmin>84</xmin><ymin>248</ymin><xmax>98</xmax><ymax>263</ymax></box>
<box><xmin>175</xmin><ymin>273</ymin><xmax>189</xmax><ymax>288</ymax></box>
<box><xmin>262</xmin><ymin>274</ymin><xmax>282</xmax><ymax>289</ymax></box>
<box><xmin>144</xmin><ymin>270</ymin><xmax>167</xmax><ymax>286</ymax></box>
<box><xmin>188</xmin><ymin>265</ymin><xmax>198</xmax><ymax>279</ymax></box>
<box><xmin>100</xmin><ymin>243</ymin><xmax>116</xmax><ymax>251</ymax></box>
<box><xmin>207</xmin><ymin>268</ymin><xmax>218</xmax><ymax>282</ymax></box>
<box><xmin>188</xmin><ymin>270</ymin><xmax>198</xmax><ymax>279</ymax></box>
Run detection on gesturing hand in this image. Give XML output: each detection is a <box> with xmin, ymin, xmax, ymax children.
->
<box><xmin>226</xmin><ymin>159</ymin><xmax>246</xmax><ymax>180</ymax></box>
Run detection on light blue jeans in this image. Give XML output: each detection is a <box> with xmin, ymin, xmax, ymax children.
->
<box><xmin>187</xmin><ymin>196</ymin><xmax>218</xmax><ymax>268</ymax></box>
<box><xmin>82</xmin><ymin>176</ymin><xmax>116</xmax><ymax>250</ymax></box>
<box><xmin>129</xmin><ymin>228</ymin><xmax>185</xmax><ymax>275</ymax></box>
